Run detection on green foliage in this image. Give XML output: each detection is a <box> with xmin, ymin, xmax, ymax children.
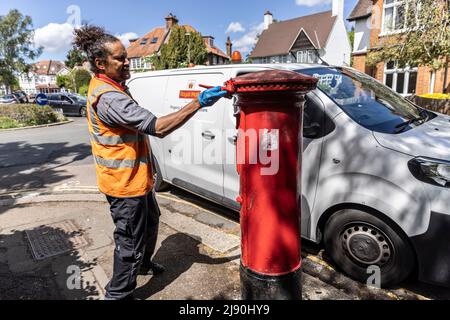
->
<box><xmin>57</xmin><ymin>74</ymin><xmax>74</xmax><ymax>91</ymax></box>
<box><xmin>78</xmin><ymin>84</ymin><xmax>88</xmax><ymax>96</ymax></box>
<box><xmin>150</xmin><ymin>26</ymin><xmax>207</xmax><ymax>70</ymax></box>
<box><xmin>348</xmin><ymin>27</ymin><xmax>355</xmax><ymax>67</ymax></box>
<box><xmin>72</xmin><ymin>68</ymin><xmax>91</xmax><ymax>93</ymax></box>
<box><xmin>0</xmin><ymin>116</ymin><xmax>20</xmax><ymax>129</ymax></box>
<box><xmin>57</xmin><ymin>68</ymin><xmax>91</xmax><ymax>93</ymax></box>
<box><xmin>65</xmin><ymin>48</ymin><xmax>86</xmax><ymax>69</ymax></box>
<box><xmin>0</xmin><ymin>9</ymin><xmax>42</xmax><ymax>92</ymax></box>
<box><xmin>367</xmin><ymin>0</ymin><xmax>450</xmax><ymax>70</ymax></box>
<box><xmin>0</xmin><ymin>104</ymin><xmax>64</xmax><ymax>129</ymax></box>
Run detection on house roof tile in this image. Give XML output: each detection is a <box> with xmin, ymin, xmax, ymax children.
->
<box><xmin>347</xmin><ymin>0</ymin><xmax>373</xmax><ymax>21</ymax></box>
<box><xmin>250</xmin><ymin>11</ymin><xmax>337</xmax><ymax>58</ymax></box>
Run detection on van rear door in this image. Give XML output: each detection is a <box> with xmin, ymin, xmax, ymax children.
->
<box><xmin>163</xmin><ymin>71</ymin><xmax>229</xmax><ymax>202</ymax></box>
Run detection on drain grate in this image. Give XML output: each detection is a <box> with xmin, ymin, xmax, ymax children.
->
<box><xmin>25</xmin><ymin>220</ymin><xmax>89</xmax><ymax>261</ymax></box>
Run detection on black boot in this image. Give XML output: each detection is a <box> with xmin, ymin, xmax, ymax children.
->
<box><xmin>138</xmin><ymin>261</ymin><xmax>166</xmax><ymax>276</ymax></box>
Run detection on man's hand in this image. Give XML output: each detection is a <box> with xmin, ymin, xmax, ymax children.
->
<box><xmin>198</xmin><ymin>86</ymin><xmax>229</xmax><ymax>108</ymax></box>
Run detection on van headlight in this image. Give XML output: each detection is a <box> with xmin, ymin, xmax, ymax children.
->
<box><xmin>408</xmin><ymin>157</ymin><xmax>450</xmax><ymax>188</ymax></box>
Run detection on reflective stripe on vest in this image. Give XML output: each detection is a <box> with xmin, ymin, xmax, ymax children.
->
<box><xmin>94</xmin><ymin>156</ymin><xmax>148</xmax><ymax>169</ymax></box>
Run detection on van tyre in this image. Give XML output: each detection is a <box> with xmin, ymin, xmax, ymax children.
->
<box><xmin>324</xmin><ymin>209</ymin><xmax>415</xmax><ymax>288</ymax></box>
<box><xmin>152</xmin><ymin>156</ymin><xmax>170</xmax><ymax>192</ymax></box>
<box><xmin>79</xmin><ymin>107</ymin><xmax>87</xmax><ymax>117</ymax></box>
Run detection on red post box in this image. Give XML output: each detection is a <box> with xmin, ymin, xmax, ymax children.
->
<box><xmin>227</xmin><ymin>70</ymin><xmax>317</xmax><ymax>300</ymax></box>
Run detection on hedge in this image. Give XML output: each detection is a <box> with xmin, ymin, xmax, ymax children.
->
<box><xmin>0</xmin><ymin>104</ymin><xmax>66</xmax><ymax>129</ymax></box>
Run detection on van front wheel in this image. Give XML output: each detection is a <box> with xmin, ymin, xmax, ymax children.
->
<box><xmin>323</xmin><ymin>209</ymin><xmax>415</xmax><ymax>288</ymax></box>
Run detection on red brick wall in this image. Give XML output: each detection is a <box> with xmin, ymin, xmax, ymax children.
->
<box><xmin>363</xmin><ymin>0</ymin><xmax>450</xmax><ymax>94</ymax></box>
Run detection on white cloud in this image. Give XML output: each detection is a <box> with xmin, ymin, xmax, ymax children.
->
<box><xmin>34</xmin><ymin>23</ymin><xmax>74</xmax><ymax>54</ymax></box>
<box><xmin>226</xmin><ymin>22</ymin><xmax>245</xmax><ymax>34</ymax></box>
<box><xmin>295</xmin><ymin>0</ymin><xmax>332</xmax><ymax>7</ymax></box>
<box><xmin>233</xmin><ymin>22</ymin><xmax>265</xmax><ymax>54</ymax></box>
<box><xmin>115</xmin><ymin>32</ymin><xmax>139</xmax><ymax>47</ymax></box>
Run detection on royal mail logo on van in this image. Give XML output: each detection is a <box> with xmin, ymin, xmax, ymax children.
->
<box><xmin>188</xmin><ymin>81</ymin><xmax>196</xmax><ymax>89</ymax></box>
<box><xmin>179</xmin><ymin>90</ymin><xmax>201</xmax><ymax>99</ymax></box>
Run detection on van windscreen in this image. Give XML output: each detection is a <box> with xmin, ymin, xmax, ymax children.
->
<box><xmin>298</xmin><ymin>67</ymin><xmax>431</xmax><ymax>134</ymax></box>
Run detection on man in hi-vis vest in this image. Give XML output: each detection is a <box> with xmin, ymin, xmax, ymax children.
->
<box><xmin>74</xmin><ymin>25</ymin><xmax>228</xmax><ymax>300</ymax></box>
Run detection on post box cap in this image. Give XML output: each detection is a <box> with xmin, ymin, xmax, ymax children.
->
<box><xmin>227</xmin><ymin>70</ymin><xmax>317</xmax><ymax>93</ymax></box>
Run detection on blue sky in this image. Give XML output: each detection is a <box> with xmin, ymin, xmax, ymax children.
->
<box><xmin>1</xmin><ymin>0</ymin><xmax>357</xmax><ymax>62</ymax></box>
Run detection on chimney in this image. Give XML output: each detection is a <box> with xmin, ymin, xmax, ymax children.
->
<box><xmin>165</xmin><ymin>13</ymin><xmax>179</xmax><ymax>29</ymax></box>
<box><xmin>264</xmin><ymin>11</ymin><xmax>273</xmax><ymax>30</ymax></box>
<box><xmin>226</xmin><ymin>36</ymin><xmax>233</xmax><ymax>58</ymax></box>
<box><xmin>332</xmin><ymin>0</ymin><xmax>344</xmax><ymax>18</ymax></box>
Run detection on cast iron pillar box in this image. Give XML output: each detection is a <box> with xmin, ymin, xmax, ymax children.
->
<box><xmin>227</xmin><ymin>70</ymin><xmax>317</xmax><ymax>300</ymax></box>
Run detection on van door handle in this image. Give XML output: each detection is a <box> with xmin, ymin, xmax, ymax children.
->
<box><xmin>202</xmin><ymin>131</ymin><xmax>216</xmax><ymax>140</ymax></box>
<box><xmin>228</xmin><ymin>135</ymin><xmax>238</xmax><ymax>145</ymax></box>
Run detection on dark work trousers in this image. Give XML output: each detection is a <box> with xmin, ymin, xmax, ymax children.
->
<box><xmin>104</xmin><ymin>191</ymin><xmax>160</xmax><ymax>300</ymax></box>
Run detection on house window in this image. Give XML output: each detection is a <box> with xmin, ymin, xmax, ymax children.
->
<box><xmin>130</xmin><ymin>57</ymin><xmax>150</xmax><ymax>70</ymax></box>
<box><xmin>296</xmin><ymin>50</ymin><xmax>318</xmax><ymax>64</ymax></box>
<box><xmin>150</xmin><ymin>37</ymin><xmax>158</xmax><ymax>44</ymax></box>
<box><xmin>384</xmin><ymin>61</ymin><xmax>418</xmax><ymax>95</ymax></box>
<box><xmin>140</xmin><ymin>38</ymin><xmax>148</xmax><ymax>45</ymax></box>
<box><xmin>383</xmin><ymin>0</ymin><xmax>406</xmax><ymax>33</ymax></box>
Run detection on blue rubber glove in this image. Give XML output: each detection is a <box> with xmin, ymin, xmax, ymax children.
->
<box><xmin>198</xmin><ymin>86</ymin><xmax>228</xmax><ymax>108</ymax></box>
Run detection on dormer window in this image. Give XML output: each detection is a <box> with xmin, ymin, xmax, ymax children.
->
<box><xmin>140</xmin><ymin>38</ymin><xmax>148</xmax><ymax>45</ymax></box>
<box><xmin>151</xmin><ymin>37</ymin><xmax>158</xmax><ymax>44</ymax></box>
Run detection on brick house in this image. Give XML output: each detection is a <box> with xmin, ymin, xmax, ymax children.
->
<box><xmin>126</xmin><ymin>14</ymin><xmax>230</xmax><ymax>72</ymax></box>
<box><xmin>250</xmin><ymin>0</ymin><xmax>351</xmax><ymax>66</ymax></box>
<box><xmin>348</xmin><ymin>0</ymin><xmax>450</xmax><ymax>95</ymax></box>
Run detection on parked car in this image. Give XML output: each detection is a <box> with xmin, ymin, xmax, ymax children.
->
<box><xmin>12</xmin><ymin>90</ymin><xmax>29</xmax><ymax>103</ymax></box>
<box><xmin>0</xmin><ymin>94</ymin><xmax>19</xmax><ymax>104</ymax></box>
<box><xmin>126</xmin><ymin>64</ymin><xmax>450</xmax><ymax>288</ymax></box>
<box><xmin>48</xmin><ymin>92</ymin><xmax>87</xmax><ymax>117</ymax></box>
<box><xmin>28</xmin><ymin>93</ymin><xmax>37</xmax><ymax>104</ymax></box>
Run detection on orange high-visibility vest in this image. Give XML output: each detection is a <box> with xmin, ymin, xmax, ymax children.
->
<box><xmin>86</xmin><ymin>76</ymin><xmax>154</xmax><ymax>198</ymax></box>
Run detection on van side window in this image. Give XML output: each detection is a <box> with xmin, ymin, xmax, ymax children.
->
<box><xmin>303</xmin><ymin>94</ymin><xmax>335</xmax><ymax>139</ymax></box>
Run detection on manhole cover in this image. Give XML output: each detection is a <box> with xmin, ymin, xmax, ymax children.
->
<box><xmin>25</xmin><ymin>220</ymin><xmax>89</xmax><ymax>261</ymax></box>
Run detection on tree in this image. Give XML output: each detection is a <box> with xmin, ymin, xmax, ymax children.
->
<box><xmin>56</xmin><ymin>74</ymin><xmax>74</xmax><ymax>91</ymax></box>
<box><xmin>72</xmin><ymin>68</ymin><xmax>91</xmax><ymax>93</ymax></box>
<box><xmin>348</xmin><ymin>27</ymin><xmax>355</xmax><ymax>67</ymax></box>
<box><xmin>149</xmin><ymin>26</ymin><xmax>207</xmax><ymax>70</ymax></box>
<box><xmin>367</xmin><ymin>0</ymin><xmax>450</xmax><ymax>71</ymax></box>
<box><xmin>56</xmin><ymin>69</ymin><xmax>91</xmax><ymax>93</ymax></box>
<box><xmin>65</xmin><ymin>48</ymin><xmax>85</xmax><ymax>69</ymax></box>
<box><xmin>0</xmin><ymin>9</ymin><xmax>42</xmax><ymax>93</ymax></box>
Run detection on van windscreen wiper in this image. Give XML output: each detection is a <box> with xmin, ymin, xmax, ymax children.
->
<box><xmin>394</xmin><ymin>116</ymin><xmax>425</xmax><ymax>133</ymax></box>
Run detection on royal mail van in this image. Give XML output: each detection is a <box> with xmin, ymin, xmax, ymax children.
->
<box><xmin>127</xmin><ymin>64</ymin><xmax>450</xmax><ymax>288</ymax></box>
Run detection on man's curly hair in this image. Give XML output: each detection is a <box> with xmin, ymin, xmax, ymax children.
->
<box><xmin>73</xmin><ymin>24</ymin><xmax>120</xmax><ymax>73</ymax></box>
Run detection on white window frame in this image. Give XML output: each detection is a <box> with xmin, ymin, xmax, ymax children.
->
<box><xmin>383</xmin><ymin>61</ymin><xmax>418</xmax><ymax>96</ymax></box>
<box><xmin>296</xmin><ymin>50</ymin><xmax>318</xmax><ymax>64</ymax></box>
<box><xmin>381</xmin><ymin>0</ymin><xmax>407</xmax><ymax>35</ymax></box>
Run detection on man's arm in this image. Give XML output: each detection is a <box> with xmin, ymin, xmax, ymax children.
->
<box><xmin>154</xmin><ymin>100</ymin><xmax>201</xmax><ymax>138</ymax></box>
<box><xmin>96</xmin><ymin>87</ymin><xmax>227</xmax><ymax>138</ymax></box>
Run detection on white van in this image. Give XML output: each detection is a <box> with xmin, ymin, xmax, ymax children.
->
<box><xmin>128</xmin><ymin>64</ymin><xmax>450</xmax><ymax>288</ymax></box>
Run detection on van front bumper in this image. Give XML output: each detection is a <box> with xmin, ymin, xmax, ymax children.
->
<box><xmin>410</xmin><ymin>211</ymin><xmax>450</xmax><ymax>287</ymax></box>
